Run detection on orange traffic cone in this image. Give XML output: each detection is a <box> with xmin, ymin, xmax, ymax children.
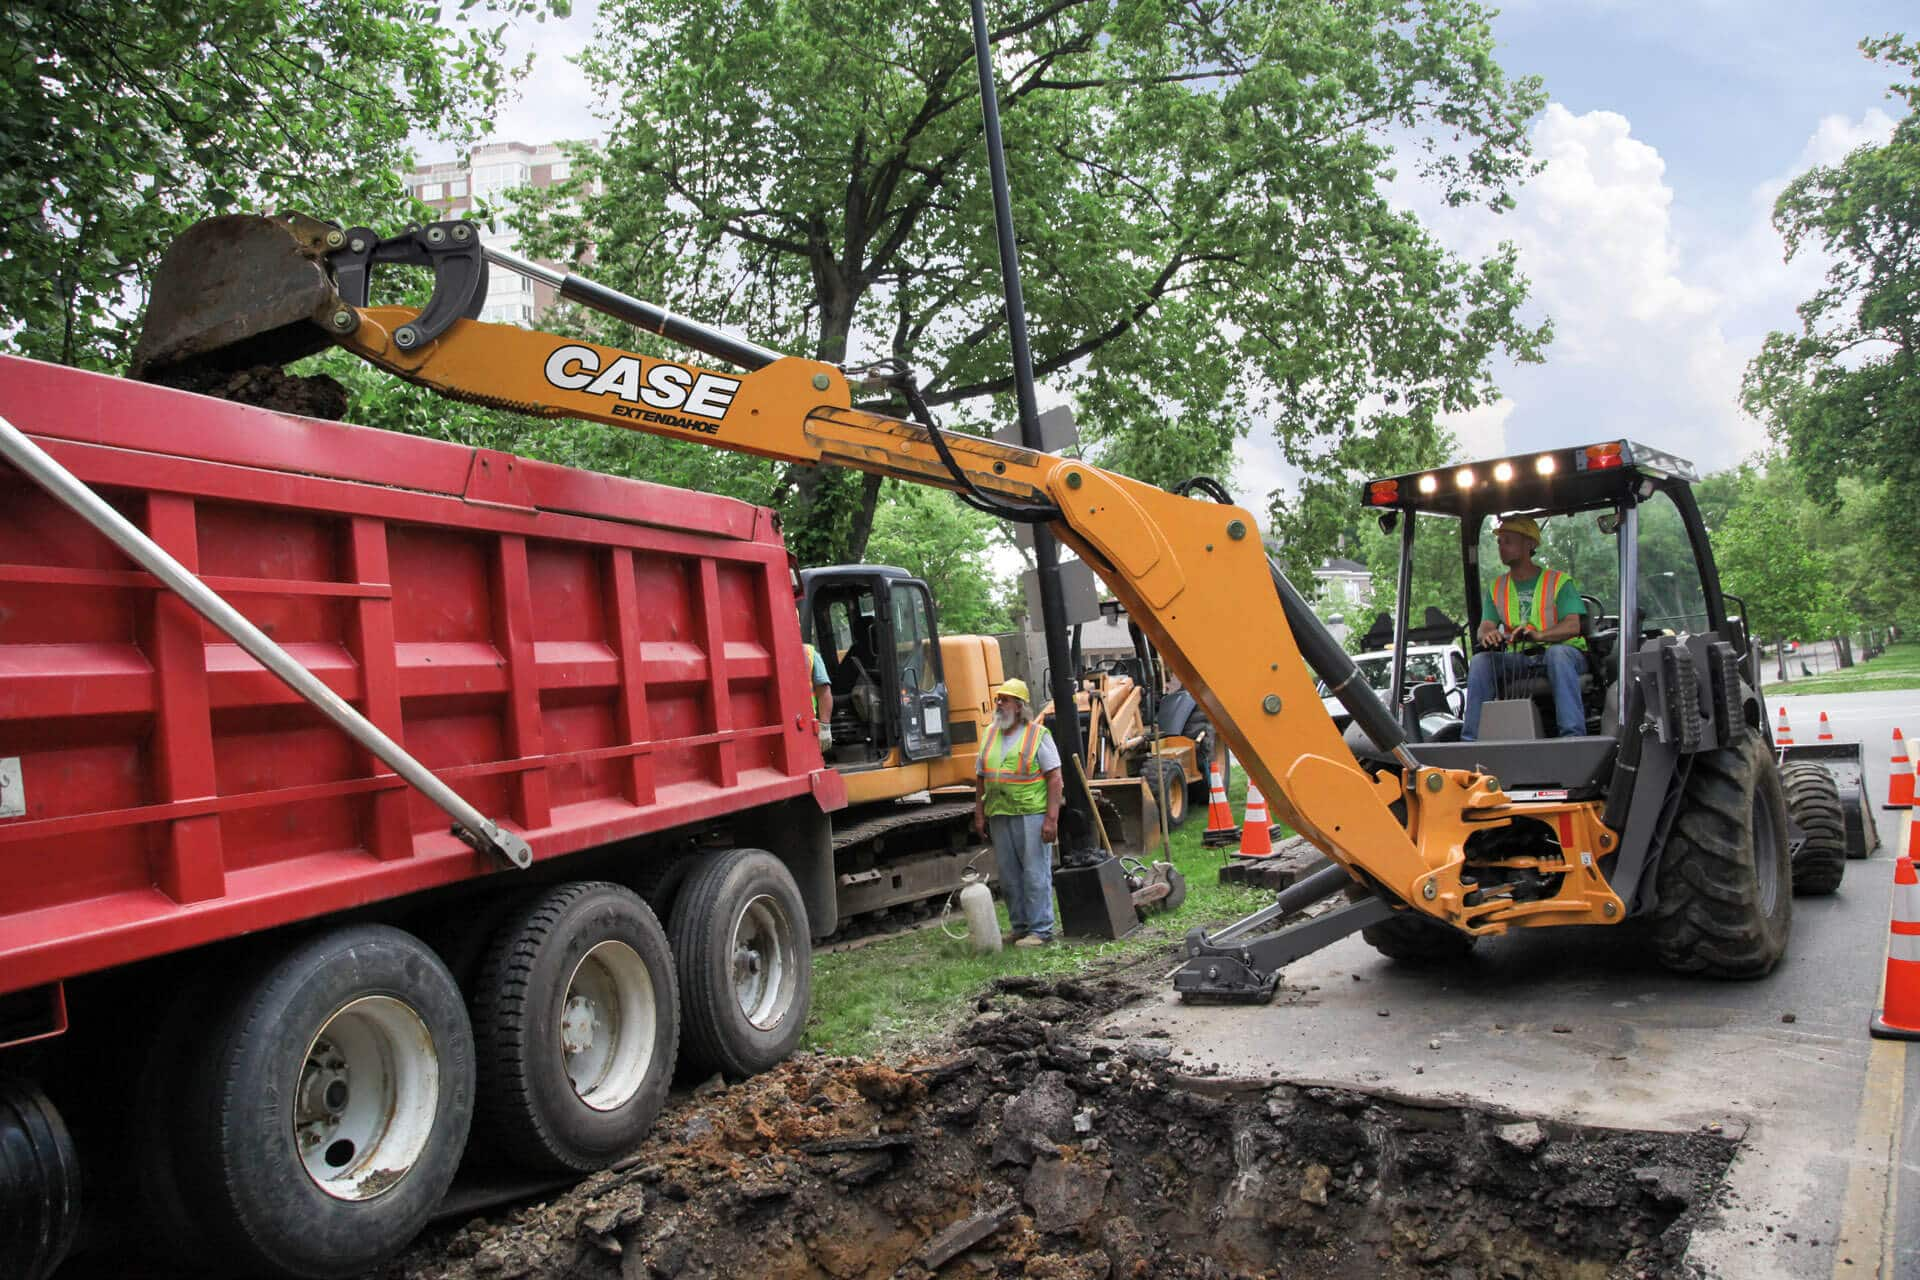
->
<box><xmin>1236</xmin><ymin>782</ymin><xmax>1277</xmax><ymax>858</ymax></box>
<box><xmin>1870</xmin><ymin>856</ymin><xmax>1920</xmax><ymax>1040</ymax></box>
<box><xmin>1818</xmin><ymin>711</ymin><xmax>1835</xmax><ymax>742</ymax></box>
<box><xmin>1776</xmin><ymin>706</ymin><xmax>1794</xmax><ymax>747</ymax></box>
<box><xmin>1885</xmin><ymin>730</ymin><xmax>1914</xmax><ymax>810</ymax></box>
<box><xmin>1908</xmin><ymin>803</ymin><xmax>1920</xmax><ymax>861</ymax></box>
<box><xmin>1201</xmin><ymin>757</ymin><xmax>1238</xmax><ymax>847</ymax></box>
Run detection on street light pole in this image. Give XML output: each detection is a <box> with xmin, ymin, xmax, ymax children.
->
<box><xmin>967</xmin><ymin>0</ymin><xmax>1095</xmax><ymax>854</ymax></box>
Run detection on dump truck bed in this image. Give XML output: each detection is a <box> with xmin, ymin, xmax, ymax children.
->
<box><xmin>0</xmin><ymin>355</ymin><xmax>844</xmax><ymax>997</ymax></box>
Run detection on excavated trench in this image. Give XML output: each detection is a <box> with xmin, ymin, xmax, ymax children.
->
<box><xmin>384</xmin><ymin>977</ymin><xmax>1737</xmax><ymax>1280</ymax></box>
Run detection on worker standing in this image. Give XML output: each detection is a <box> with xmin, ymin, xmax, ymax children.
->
<box><xmin>802</xmin><ymin>641</ymin><xmax>833</xmax><ymax>753</ymax></box>
<box><xmin>972</xmin><ymin>679</ymin><xmax>1064</xmax><ymax>947</ymax></box>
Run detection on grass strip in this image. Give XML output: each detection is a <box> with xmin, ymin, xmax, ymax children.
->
<box><xmin>1764</xmin><ymin>641</ymin><xmax>1920</xmax><ymax>695</ymax></box>
<box><xmin>803</xmin><ymin>770</ymin><xmax>1271</xmax><ymax>1056</ymax></box>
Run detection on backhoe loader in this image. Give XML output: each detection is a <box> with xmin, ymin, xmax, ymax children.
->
<box><xmin>125</xmin><ymin>209</ymin><xmax>1807</xmax><ymax>1004</ymax></box>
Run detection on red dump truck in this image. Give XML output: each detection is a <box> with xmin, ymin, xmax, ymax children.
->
<box><xmin>0</xmin><ymin>355</ymin><xmax>849</xmax><ymax>1279</ymax></box>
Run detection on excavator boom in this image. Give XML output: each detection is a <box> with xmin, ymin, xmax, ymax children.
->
<box><xmin>132</xmin><ymin>213</ymin><xmax>1628</xmax><ymax>996</ymax></box>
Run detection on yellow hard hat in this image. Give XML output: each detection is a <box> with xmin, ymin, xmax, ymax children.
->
<box><xmin>1496</xmin><ymin>514</ymin><xmax>1541</xmax><ymax>544</ymax></box>
<box><xmin>994</xmin><ymin>678</ymin><xmax>1031</xmax><ymax>704</ymax></box>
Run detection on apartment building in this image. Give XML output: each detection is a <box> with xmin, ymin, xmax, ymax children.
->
<box><xmin>401</xmin><ymin>139</ymin><xmax>593</xmax><ymax>326</ymax></box>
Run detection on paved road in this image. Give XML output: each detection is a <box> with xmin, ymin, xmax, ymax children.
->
<box><xmin>1104</xmin><ymin>689</ymin><xmax>1920</xmax><ymax>1278</ymax></box>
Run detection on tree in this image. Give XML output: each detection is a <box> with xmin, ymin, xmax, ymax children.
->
<box><xmin>1715</xmin><ymin>497</ymin><xmax>1836</xmax><ymax>675</ymax></box>
<box><xmin>1</xmin><ymin>0</ymin><xmax>560</xmax><ymax>370</ymax></box>
<box><xmin>863</xmin><ymin>484</ymin><xmax>1016</xmax><ymax>635</ymax></box>
<box><xmin>514</xmin><ymin>0</ymin><xmax>1550</xmax><ymax>566</ymax></box>
<box><xmin>1741</xmin><ymin>35</ymin><xmax>1920</xmax><ymax>507</ymax></box>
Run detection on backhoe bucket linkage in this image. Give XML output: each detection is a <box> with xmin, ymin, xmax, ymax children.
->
<box><xmin>1172</xmin><ymin>863</ymin><xmax>1395</xmax><ymax>1003</ymax></box>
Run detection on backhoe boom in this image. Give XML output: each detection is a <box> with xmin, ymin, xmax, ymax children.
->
<box><xmin>133</xmin><ymin>214</ymin><xmax>1630</xmax><ymax>993</ymax></box>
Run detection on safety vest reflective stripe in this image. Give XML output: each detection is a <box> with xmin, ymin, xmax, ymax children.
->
<box><xmin>1493</xmin><ymin>568</ymin><xmax>1561</xmax><ymax>630</ymax></box>
<box><xmin>981</xmin><ymin>720</ymin><xmax>1046</xmax><ymax>783</ymax></box>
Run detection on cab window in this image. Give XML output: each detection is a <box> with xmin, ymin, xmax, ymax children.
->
<box><xmin>890</xmin><ymin>584</ymin><xmax>936</xmax><ymax>692</ymax></box>
<box><xmin>1637</xmin><ymin>491</ymin><xmax>1710</xmax><ymax>636</ymax></box>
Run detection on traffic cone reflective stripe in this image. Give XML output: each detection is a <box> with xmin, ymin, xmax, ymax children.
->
<box><xmin>1776</xmin><ymin>706</ymin><xmax>1794</xmax><ymax>747</ymax></box>
<box><xmin>1870</xmin><ymin>857</ymin><xmax>1920</xmax><ymax>1040</ymax></box>
<box><xmin>1237</xmin><ymin>781</ymin><xmax>1276</xmax><ymax>858</ymax></box>
<box><xmin>1817</xmin><ymin>711</ymin><xmax>1835</xmax><ymax>742</ymax></box>
<box><xmin>1201</xmin><ymin>757</ymin><xmax>1238</xmax><ymax>847</ymax></box>
<box><xmin>1886</xmin><ymin>729</ymin><xmax>1914</xmax><ymax>810</ymax></box>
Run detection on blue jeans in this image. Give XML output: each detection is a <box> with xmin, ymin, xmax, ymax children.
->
<box><xmin>1463</xmin><ymin>646</ymin><xmax>1587</xmax><ymax>740</ymax></box>
<box><xmin>988</xmin><ymin>813</ymin><xmax>1055</xmax><ymax>940</ymax></box>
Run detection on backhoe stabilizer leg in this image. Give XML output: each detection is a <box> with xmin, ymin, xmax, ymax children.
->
<box><xmin>1173</xmin><ymin>896</ymin><xmax>1398</xmax><ymax>1003</ymax></box>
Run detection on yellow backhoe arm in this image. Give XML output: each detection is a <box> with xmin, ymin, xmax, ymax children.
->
<box><xmin>329</xmin><ymin>304</ymin><xmax>1622</xmax><ymax>936</ymax></box>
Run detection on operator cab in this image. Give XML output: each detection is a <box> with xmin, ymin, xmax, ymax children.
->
<box><xmin>1354</xmin><ymin>440</ymin><xmax>1754</xmax><ymax>797</ymax></box>
<box><xmin>798</xmin><ymin>566</ymin><xmax>952</xmax><ymax>771</ymax></box>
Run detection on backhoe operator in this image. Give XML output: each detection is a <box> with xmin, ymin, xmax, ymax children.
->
<box><xmin>1464</xmin><ymin>515</ymin><xmax>1586</xmax><ymax>741</ymax></box>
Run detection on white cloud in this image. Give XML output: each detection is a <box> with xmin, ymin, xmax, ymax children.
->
<box><xmin>416</xmin><ymin>2</ymin><xmax>606</xmax><ymax>163</ymax></box>
<box><xmin>1399</xmin><ymin>101</ymin><xmax>1898</xmax><ymax>475</ymax></box>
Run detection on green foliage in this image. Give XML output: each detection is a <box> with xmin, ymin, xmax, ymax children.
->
<box><xmin>514</xmin><ymin>0</ymin><xmax>1549</xmax><ymax>565</ymax></box>
<box><xmin>1712</xmin><ymin>470</ymin><xmax>1843</xmax><ymax>645</ymax></box>
<box><xmin>1</xmin><ymin>0</ymin><xmax>565</xmax><ymax>370</ymax></box>
<box><xmin>863</xmin><ymin>484</ymin><xmax>1016</xmax><ymax>635</ymax></box>
<box><xmin>1741</xmin><ymin>35</ymin><xmax>1920</xmax><ymax>508</ymax></box>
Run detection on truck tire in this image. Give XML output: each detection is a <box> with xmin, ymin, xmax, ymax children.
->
<box><xmin>669</xmin><ymin>849</ymin><xmax>812</xmax><ymax>1078</ymax></box>
<box><xmin>1360</xmin><ymin>911</ymin><xmax>1477</xmax><ymax>965</ymax></box>
<box><xmin>0</xmin><ymin>1074</ymin><xmax>80</xmax><ymax>1280</ymax></box>
<box><xmin>1781</xmin><ymin>762</ymin><xmax>1846</xmax><ymax>896</ymax></box>
<box><xmin>1141</xmin><ymin>757</ymin><xmax>1190</xmax><ymax>830</ymax></box>
<box><xmin>1647</xmin><ymin>730</ymin><xmax>1792</xmax><ymax>978</ymax></box>
<box><xmin>180</xmin><ymin>925</ymin><xmax>475</xmax><ymax>1279</ymax></box>
<box><xmin>469</xmin><ymin>883</ymin><xmax>678</xmax><ymax>1172</ymax></box>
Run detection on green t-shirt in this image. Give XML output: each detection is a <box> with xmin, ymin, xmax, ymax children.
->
<box><xmin>1483</xmin><ymin>570</ymin><xmax>1585</xmax><ymax>633</ymax></box>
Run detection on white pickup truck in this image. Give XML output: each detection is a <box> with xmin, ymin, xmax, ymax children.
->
<box><xmin>1319</xmin><ymin>643</ymin><xmax>1468</xmax><ymax>734</ymax></box>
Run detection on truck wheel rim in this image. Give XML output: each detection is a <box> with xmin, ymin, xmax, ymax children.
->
<box><xmin>295</xmin><ymin>996</ymin><xmax>440</xmax><ymax>1201</ymax></box>
<box><xmin>560</xmin><ymin>940</ymin><xmax>658</xmax><ymax>1112</ymax></box>
<box><xmin>731</xmin><ymin>894</ymin><xmax>797</xmax><ymax>1031</ymax></box>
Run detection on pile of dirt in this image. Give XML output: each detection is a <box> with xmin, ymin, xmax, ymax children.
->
<box><xmin>143</xmin><ymin>364</ymin><xmax>349</xmax><ymax>420</ymax></box>
<box><xmin>386</xmin><ymin>978</ymin><xmax>1737</xmax><ymax>1280</ymax></box>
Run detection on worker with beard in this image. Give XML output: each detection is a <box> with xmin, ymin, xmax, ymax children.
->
<box><xmin>971</xmin><ymin>679</ymin><xmax>1065</xmax><ymax>947</ymax></box>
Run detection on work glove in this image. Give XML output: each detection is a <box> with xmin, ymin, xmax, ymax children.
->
<box><xmin>818</xmin><ymin>725</ymin><xmax>834</xmax><ymax>753</ymax></box>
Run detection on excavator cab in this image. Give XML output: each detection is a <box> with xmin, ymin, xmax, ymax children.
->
<box><xmin>798</xmin><ymin>566</ymin><xmax>953</xmax><ymax>770</ymax></box>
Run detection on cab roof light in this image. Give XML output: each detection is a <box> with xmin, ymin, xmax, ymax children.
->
<box><xmin>1417</xmin><ymin>473</ymin><xmax>1439</xmax><ymax>494</ymax></box>
<box><xmin>1579</xmin><ymin>442</ymin><xmax>1625</xmax><ymax>471</ymax></box>
<box><xmin>1492</xmin><ymin>461</ymin><xmax>1514</xmax><ymax>482</ymax></box>
<box><xmin>1454</xmin><ymin>468</ymin><xmax>1475</xmax><ymax>488</ymax></box>
<box><xmin>1368</xmin><ymin>479</ymin><xmax>1399</xmax><ymax>505</ymax></box>
<box><xmin>1535</xmin><ymin>454</ymin><xmax>1557</xmax><ymax>476</ymax></box>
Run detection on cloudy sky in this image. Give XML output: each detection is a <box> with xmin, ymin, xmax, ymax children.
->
<box><xmin>456</xmin><ymin>0</ymin><xmax>1910</xmax><ymax>498</ymax></box>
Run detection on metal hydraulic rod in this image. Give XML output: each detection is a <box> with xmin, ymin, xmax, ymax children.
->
<box><xmin>482</xmin><ymin>243</ymin><xmax>784</xmax><ymax>373</ymax></box>
<box><xmin>0</xmin><ymin>412</ymin><xmax>534</xmax><ymax>871</ymax></box>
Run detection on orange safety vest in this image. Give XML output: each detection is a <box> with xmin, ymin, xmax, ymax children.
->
<box><xmin>1493</xmin><ymin>568</ymin><xmax>1563</xmax><ymax>630</ymax></box>
<box><xmin>980</xmin><ymin>719</ymin><xmax>1050</xmax><ymax>815</ymax></box>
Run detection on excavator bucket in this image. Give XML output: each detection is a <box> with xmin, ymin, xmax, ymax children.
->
<box><xmin>1089</xmin><ymin>776</ymin><xmax>1160</xmax><ymax>857</ymax></box>
<box><xmin>130</xmin><ymin>214</ymin><xmax>339</xmax><ymax>381</ymax></box>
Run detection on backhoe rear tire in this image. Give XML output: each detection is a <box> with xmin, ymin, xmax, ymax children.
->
<box><xmin>1647</xmin><ymin>729</ymin><xmax>1792</xmax><ymax>978</ymax></box>
<box><xmin>1359</xmin><ymin>911</ymin><xmax>1477</xmax><ymax>965</ymax></box>
<box><xmin>1781</xmin><ymin>762</ymin><xmax>1846</xmax><ymax>896</ymax></box>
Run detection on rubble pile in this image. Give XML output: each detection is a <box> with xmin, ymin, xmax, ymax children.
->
<box><xmin>387</xmin><ymin>977</ymin><xmax>1736</xmax><ymax>1280</ymax></box>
